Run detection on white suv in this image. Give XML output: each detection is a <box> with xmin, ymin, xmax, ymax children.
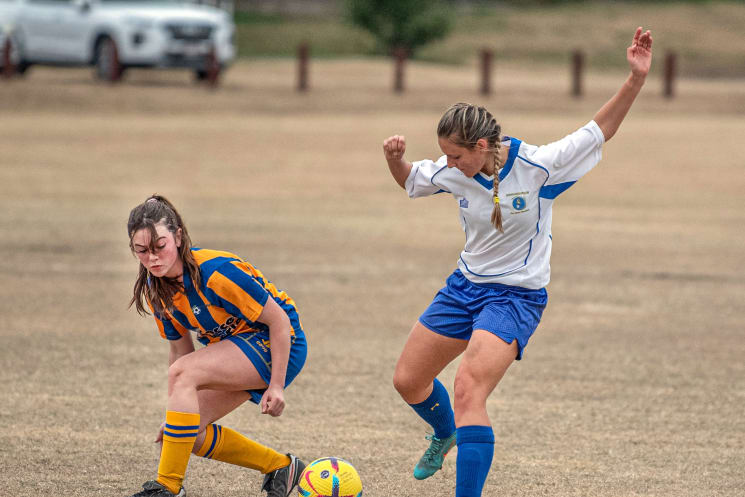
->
<box><xmin>0</xmin><ymin>0</ymin><xmax>235</xmax><ymax>83</ymax></box>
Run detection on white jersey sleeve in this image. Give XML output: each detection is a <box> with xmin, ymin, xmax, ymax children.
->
<box><xmin>529</xmin><ymin>120</ymin><xmax>605</xmax><ymax>187</ymax></box>
<box><xmin>405</xmin><ymin>156</ymin><xmax>450</xmax><ymax>198</ymax></box>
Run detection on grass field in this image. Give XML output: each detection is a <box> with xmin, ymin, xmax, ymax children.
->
<box><xmin>1</xmin><ymin>55</ymin><xmax>744</xmax><ymax>497</ymax></box>
<box><xmin>235</xmin><ymin>2</ymin><xmax>745</xmax><ymax>78</ymax></box>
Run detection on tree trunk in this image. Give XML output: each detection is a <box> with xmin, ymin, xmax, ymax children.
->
<box><xmin>393</xmin><ymin>46</ymin><xmax>408</xmax><ymax>93</ymax></box>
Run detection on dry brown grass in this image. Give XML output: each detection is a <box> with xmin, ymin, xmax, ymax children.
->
<box><xmin>0</xmin><ymin>60</ymin><xmax>744</xmax><ymax>497</ymax></box>
<box><xmin>420</xmin><ymin>2</ymin><xmax>745</xmax><ymax>77</ymax></box>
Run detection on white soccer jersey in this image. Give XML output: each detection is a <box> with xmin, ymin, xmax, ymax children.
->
<box><xmin>405</xmin><ymin>120</ymin><xmax>605</xmax><ymax>289</ymax></box>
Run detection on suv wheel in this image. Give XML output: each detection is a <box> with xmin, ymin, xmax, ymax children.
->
<box><xmin>94</xmin><ymin>36</ymin><xmax>123</xmax><ymax>82</ymax></box>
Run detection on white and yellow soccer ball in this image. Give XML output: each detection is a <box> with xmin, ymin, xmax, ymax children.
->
<box><xmin>297</xmin><ymin>457</ymin><xmax>362</xmax><ymax>497</ymax></box>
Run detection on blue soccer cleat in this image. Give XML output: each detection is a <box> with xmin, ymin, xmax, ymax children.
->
<box><xmin>413</xmin><ymin>432</ymin><xmax>457</xmax><ymax>480</ymax></box>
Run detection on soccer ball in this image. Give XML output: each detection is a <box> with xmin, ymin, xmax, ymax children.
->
<box><xmin>297</xmin><ymin>457</ymin><xmax>362</xmax><ymax>497</ymax></box>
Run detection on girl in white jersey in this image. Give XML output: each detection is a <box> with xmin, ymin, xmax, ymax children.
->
<box><xmin>383</xmin><ymin>27</ymin><xmax>652</xmax><ymax>497</ymax></box>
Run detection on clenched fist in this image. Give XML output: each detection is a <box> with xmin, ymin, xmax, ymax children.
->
<box><xmin>383</xmin><ymin>135</ymin><xmax>406</xmax><ymax>161</ymax></box>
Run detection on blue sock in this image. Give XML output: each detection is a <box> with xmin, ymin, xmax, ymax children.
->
<box><xmin>408</xmin><ymin>378</ymin><xmax>456</xmax><ymax>439</ymax></box>
<box><xmin>455</xmin><ymin>425</ymin><xmax>495</xmax><ymax>497</ymax></box>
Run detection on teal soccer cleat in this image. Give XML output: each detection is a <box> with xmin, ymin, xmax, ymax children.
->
<box><xmin>413</xmin><ymin>432</ymin><xmax>457</xmax><ymax>480</ymax></box>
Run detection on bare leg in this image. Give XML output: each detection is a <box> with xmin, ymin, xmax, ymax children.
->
<box><xmin>452</xmin><ymin>330</ymin><xmax>517</xmax><ymax>497</ymax></box>
<box><xmin>393</xmin><ymin>321</ymin><xmax>467</xmax><ymax>404</ymax></box>
<box><xmin>453</xmin><ymin>329</ymin><xmax>517</xmax><ymax>426</ymax></box>
<box><xmin>167</xmin><ymin>339</ymin><xmax>267</xmax><ymax>415</ymax></box>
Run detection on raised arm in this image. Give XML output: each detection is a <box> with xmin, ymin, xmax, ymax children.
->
<box><xmin>594</xmin><ymin>27</ymin><xmax>653</xmax><ymax>142</ymax></box>
<box><xmin>383</xmin><ymin>135</ymin><xmax>413</xmax><ymax>189</ymax></box>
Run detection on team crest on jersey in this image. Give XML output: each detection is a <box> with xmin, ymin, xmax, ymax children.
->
<box><xmin>506</xmin><ymin>191</ymin><xmax>530</xmax><ymax>214</ymax></box>
<box><xmin>459</xmin><ymin>198</ymin><xmax>469</xmax><ymax>208</ymax></box>
<box><xmin>192</xmin><ymin>305</ymin><xmax>201</xmax><ymax>315</ymax></box>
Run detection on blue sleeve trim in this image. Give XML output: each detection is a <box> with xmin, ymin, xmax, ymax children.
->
<box><xmin>539</xmin><ymin>181</ymin><xmax>576</xmax><ymax>199</ymax></box>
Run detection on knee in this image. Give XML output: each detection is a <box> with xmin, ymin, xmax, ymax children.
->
<box><xmin>167</xmin><ymin>358</ymin><xmax>195</xmax><ymax>390</ymax></box>
<box><xmin>392</xmin><ymin>368</ymin><xmax>411</xmax><ymax>397</ymax></box>
<box><xmin>393</xmin><ymin>366</ymin><xmax>423</xmax><ymax>402</ymax></box>
<box><xmin>453</xmin><ymin>368</ymin><xmax>481</xmax><ymax>411</ymax></box>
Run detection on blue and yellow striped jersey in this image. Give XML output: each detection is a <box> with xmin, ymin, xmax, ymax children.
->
<box><xmin>148</xmin><ymin>248</ymin><xmax>301</xmax><ymax>345</ymax></box>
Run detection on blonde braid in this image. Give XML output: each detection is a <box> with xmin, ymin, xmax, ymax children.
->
<box><xmin>491</xmin><ymin>139</ymin><xmax>504</xmax><ymax>233</ymax></box>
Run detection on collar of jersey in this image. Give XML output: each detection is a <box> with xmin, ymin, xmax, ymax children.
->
<box><xmin>472</xmin><ymin>136</ymin><xmax>522</xmax><ymax>189</ymax></box>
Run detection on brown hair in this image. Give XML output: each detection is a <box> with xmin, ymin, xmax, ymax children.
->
<box><xmin>437</xmin><ymin>102</ymin><xmax>504</xmax><ymax>233</ymax></box>
<box><xmin>127</xmin><ymin>194</ymin><xmax>200</xmax><ymax>316</ymax></box>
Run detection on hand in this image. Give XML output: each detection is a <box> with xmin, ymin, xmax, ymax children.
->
<box><xmin>260</xmin><ymin>384</ymin><xmax>286</xmax><ymax>417</ymax></box>
<box><xmin>383</xmin><ymin>135</ymin><xmax>406</xmax><ymax>161</ymax></box>
<box><xmin>154</xmin><ymin>421</ymin><xmax>165</xmax><ymax>445</ymax></box>
<box><xmin>627</xmin><ymin>27</ymin><xmax>652</xmax><ymax>79</ymax></box>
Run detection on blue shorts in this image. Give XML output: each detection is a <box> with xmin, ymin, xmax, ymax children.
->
<box><xmin>419</xmin><ymin>270</ymin><xmax>547</xmax><ymax>360</ymax></box>
<box><xmin>225</xmin><ymin>323</ymin><xmax>308</xmax><ymax>404</ymax></box>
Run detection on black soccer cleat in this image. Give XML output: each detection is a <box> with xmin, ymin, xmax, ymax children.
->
<box><xmin>129</xmin><ymin>480</ymin><xmax>185</xmax><ymax>497</ymax></box>
<box><xmin>261</xmin><ymin>454</ymin><xmax>306</xmax><ymax>497</ymax></box>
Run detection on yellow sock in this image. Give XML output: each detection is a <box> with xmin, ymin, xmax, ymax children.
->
<box><xmin>157</xmin><ymin>411</ymin><xmax>200</xmax><ymax>494</ymax></box>
<box><xmin>194</xmin><ymin>424</ymin><xmax>290</xmax><ymax>474</ymax></box>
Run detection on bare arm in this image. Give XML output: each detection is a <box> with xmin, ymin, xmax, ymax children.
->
<box><xmin>256</xmin><ymin>297</ymin><xmax>292</xmax><ymax>417</ymax></box>
<box><xmin>594</xmin><ymin>27</ymin><xmax>653</xmax><ymax>142</ymax></box>
<box><xmin>169</xmin><ymin>333</ymin><xmax>195</xmax><ymax>365</ymax></box>
<box><xmin>383</xmin><ymin>135</ymin><xmax>413</xmax><ymax>189</ymax></box>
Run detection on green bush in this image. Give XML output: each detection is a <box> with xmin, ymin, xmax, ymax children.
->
<box><xmin>345</xmin><ymin>0</ymin><xmax>453</xmax><ymax>55</ymax></box>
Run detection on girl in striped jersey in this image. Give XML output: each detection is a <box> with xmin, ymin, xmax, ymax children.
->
<box><xmin>126</xmin><ymin>195</ymin><xmax>307</xmax><ymax>497</ymax></box>
<box><xmin>383</xmin><ymin>28</ymin><xmax>652</xmax><ymax>497</ymax></box>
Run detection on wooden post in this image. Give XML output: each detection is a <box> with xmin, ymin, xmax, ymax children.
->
<box><xmin>393</xmin><ymin>47</ymin><xmax>407</xmax><ymax>93</ymax></box>
<box><xmin>663</xmin><ymin>51</ymin><xmax>677</xmax><ymax>99</ymax></box>
<box><xmin>2</xmin><ymin>37</ymin><xmax>14</xmax><ymax>79</ymax></box>
<box><xmin>480</xmin><ymin>48</ymin><xmax>493</xmax><ymax>96</ymax></box>
<box><xmin>206</xmin><ymin>45</ymin><xmax>219</xmax><ymax>87</ymax></box>
<box><xmin>297</xmin><ymin>42</ymin><xmax>309</xmax><ymax>92</ymax></box>
<box><xmin>571</xmin><ymin>49</ymin><xmax>584</xmax><ymax>98</ymax></box>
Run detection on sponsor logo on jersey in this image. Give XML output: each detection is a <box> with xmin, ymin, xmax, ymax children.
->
<box><xmin>201</xmin><ymin>316</ymin><xmax>241</xmax><ymax>340</ymax></box>
<box><xmin>512</xmin><ymin>196</ymin><xmax>526</xmax><ymax>210</ymax></box>
<box><xmin>459</xmin><ymin>198</ymin><xmax>469</xmax><ymax>208</ymax></box>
